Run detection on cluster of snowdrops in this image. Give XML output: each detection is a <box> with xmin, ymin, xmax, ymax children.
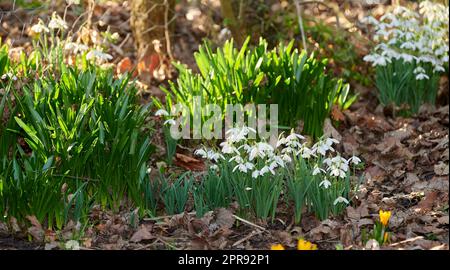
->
<box><xmin>188</xmin><ymin>124</ymin><xmax>362</xmax><ymax>223</ymax></box>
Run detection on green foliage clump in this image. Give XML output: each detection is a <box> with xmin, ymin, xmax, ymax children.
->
<box><xmin>0</xmin><ymin>59</ymin><xmax>154</xmax><ymax>228</ymax></box>
<box><xmin>159</xmin><ymin>37</ymin><xmax>353</xmax><ymax>139</ymax></box>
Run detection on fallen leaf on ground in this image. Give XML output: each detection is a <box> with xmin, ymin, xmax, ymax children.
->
<box><xmin>130</xmin><ymin>224</ymin><xmax>154</xmax><ymax>242</ymax></box>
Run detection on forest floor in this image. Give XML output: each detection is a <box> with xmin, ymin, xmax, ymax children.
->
<box><xmin>0</xmin><ymin>0</ymin><xmax>448</xmax><ymax>250</ymax></box>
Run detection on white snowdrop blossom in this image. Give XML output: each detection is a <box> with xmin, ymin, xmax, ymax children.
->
<box><xmin>333</xmin><ymin>196</ymin><xmax>350</xmax><ymax>206</ymax></box>
<box><xmin>299</xmin><ymin>146</ymin><xmax>316</xmax><ymax>159</ymax></box>
<box><xmin>415</xmin><ymin>73</ymin><xmax>429</xmax><ymax>80</ymax></box>
<box><xmin>64</xmin><ymin>42</ymin><xmax>89</xmax><ymax>54</ymax></box>
<box><xmin>324</xmin><ymin>156</ymin><xmax>349</xmax><ymax>179</ymax></box>
<box><xmin>319</xmin><ymin>179</ymin><xmax>332</xmax><ymax>189</ymax></box>
<box><xmin>313</xmin><ymin>137</ymin><xmax>338</xmax><ymax>156</ymax></box>
<box><xmin>155</xmin><ymin>109</ymin><xmax>169</xmax><ymax>117</ymax></box>
<box><xmin>31</xmin><ymin>19</ymin><xmax>49</xmax><ymax>34</ymax></box>
<box><xmin>226</xmin><ymin>126</ymin><xmax>255</xmax><ymax>143</ymax></box>
<box><xmin>194</xmin><ymin>148</ymin><xmax>208</xmax><ymax>159</ymax></box>
<box><xmin>247</xmin><ymin>142</ymin><xmax>274</xmax><ymax>161</ymax></box>
<box><xmin>349</xmin><ymin>156</ymin><xmax>361</xmax><ymax>165</ymax></box>
<box><xmin>163</xmin><ymin>119</ymin><xmax>176</xmax><ymax>126</ymax></box>
<box><xmin>312</xmin><ymin>165</ymin><xmax>326</xmax><ymax>176</ymax></box>
<box><xmin>220</xmin><ymin>141</ymin><xmax>238</xmax><ymax>155</ymax></box>
<box><xmin>233</xmin><ymin>162</ymin><xmax>255</xmax><ymax>173</ymax></box>
<box><xmin>48</xmin><ymin>12</ymin><xmax>68</xmax><ymax>30</ymax></box>
<box><xmin>86</xmin><ymin>49</ymin><xmax>113</xmax><ymax>63</ymax></box>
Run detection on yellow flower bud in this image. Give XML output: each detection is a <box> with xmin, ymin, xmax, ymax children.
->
<box><xmin>379</xmin><ymin>209</ymin><xmax>391</xmax><ymax>227</ymax></box>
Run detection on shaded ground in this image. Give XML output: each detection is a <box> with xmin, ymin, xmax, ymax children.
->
<box><xmin>0</xmin><ymin>0</ymin><xmax>448</xmax><ymax>250</ymax></box>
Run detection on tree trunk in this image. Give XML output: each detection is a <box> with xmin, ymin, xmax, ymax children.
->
<box><xmin>219</xmin><ymin>0</ymin><xmax>246</xmax><ymax>47</ymax></box>
<box><xmin>130</xmin><ymin>0</ymin><xmax>175</xmax><ymax>58</ymax></box>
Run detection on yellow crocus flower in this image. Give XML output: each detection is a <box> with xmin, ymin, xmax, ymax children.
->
<box><xmin>379</xmin><ymin>210</ymin><xmax>392</xmax><ymax>227</ymax></box>
<box><xmin>271</xmin><ymin>244</ymin><xmax>285</xmax><ymax>250</ymax></box>
<box><xmin>297</xmin><ymin>239</ymin><xmax>318</xmax><ymax>250</ymax></box>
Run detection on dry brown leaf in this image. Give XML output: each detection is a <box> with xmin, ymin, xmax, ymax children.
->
<box><xmin>331</xmin><ymin>105</ymin><xmax>345</xmax><ymax>122</ymax></box>
<box><xmin>174</xmin><ymin>153</ymin><xmax>205</xmax><ymax>171</ymax></box>
<box><xmin>116</xmin><ymin>57</ymin><xmax>137</xmax><ymax>76</ymax></box>
<box><xmin>212</xmin><ymin>208</ymin><xmax>235</xmax><ymax>231</ymax></box>
<box><xmin>323</xmin><ymin>118</ymin><xmax>342</xmax><ymax>141</ymax></box>
<box><xmin>26</xmin><ymin>215</ymin><xmax>44</xmax><ymax>242</ymax></box>
<box><xmin>130</xmin><ymin>224</ymin><xmax>154</xmax><ymax>243</ymax></box>
<box><xmin>365</xmin><ymin>166</ymin><xmax>386</xmax><ymax>183</ymax></box>
<box><xmin>437</xmin><ymin>216</ymin><xmax>449</xmax><ymax>225</ymax></box>
<box><xmin>415</xmin><ymin>191</ymin><xmax>438</xmax><ymax>213</ymax></box>
<box><xmin>434</xmin><ymin>162</ymin><xmax>449</xmax><ymax>176</ymax></box>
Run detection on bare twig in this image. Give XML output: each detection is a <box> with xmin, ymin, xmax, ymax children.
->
<box><xmin>143</xmin><ymin>211</ymin><xmax>196</xmax><ymax>221</ymax></box>
<box><xmin>232</xmin><ymin>230</ymin><xmax>263</xmax><ymax>247</ymax></box>
<box><xmin>233</xmin><ymin>214</ymin><xmax>267</xmax><ymax>231</ymax></box>
<box><xmin>164</xmin><ymin>0</ymin><xmax>174</xmax><ymax>60</ymax></box>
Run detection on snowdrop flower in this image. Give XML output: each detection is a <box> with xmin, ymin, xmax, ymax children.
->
<box><xmin>363</xmin><ymin>54</ymin><xmax>378</xmax><ymax>63</ymax></box>
<box><xmin>155</xmin><ymin>109</ymin><xmax>169</xmax><ymax>117</ymax></box>
<box><xmin>281</xmin><ymin>154</ymin><xmax>292</xmax><ymax>163</ymax></box>
<box><xmin>326</xmin><ymin>138</ymin><xmax>339</xmax><ymax>147</ymax></box>
<box><xmin>269</xmin><ymin>155</ymin><xmax>286</xmax><ymax>168</ymax></box>
<box><xmin>194</xmin><ymin>148</ymin><xmax>208</xmax><ymax>159</ymax></box>
<box><xmin>300</xmin><ymin>147</ymin><xmax>315</xmax><ymax>159</ymax></box>
<box><xmin>64</xmin><ymin>42</ymin><xmax>89</xmax><ymax>53</ymax></box>
<box><xmin>220</xmin><ymin>141</ymin><xmax>238</xmax><ymax>154</ymax></box>
<box><xmin>319</xmin><ymin>179</ymin><xmax>332</xmax><ymax>189</ymax></box>
<box><xmin>325</xmin><ymin>156</ymin><xmax>349</xmax><ymax>179</ymax></box>
<box><xmin>229</xmin><ymin>155</ymin><xmax>244</xmax><ymax>164</ymax></box>
<box><xmin>48</xmin><ymin>12</ymin><xmax>68</xmax><ymax>30</ymax></box>
<box><xmin>413</xmin><ymin>66</ymin><xmax>426</xmax><ymax>74</ymax></box>
<box><xmin>415</xmin><ymin>73</ymin><xmax>429</xmax><ymax>80</ymax></box>
<box><xmin>372</xmin><ymin>56</ymin><xmax>390</xmax><ymax>66</ymax></box>
<box><xmin>314</xmin><ymin>138</ymin><xmax>337</xmax><ymax>156</ymax></box>
<box><xmin>226</xmin><ymin>126</ymin><xmax>256</xmax><ymax>143</ymax></box>
<box><xmin>349</xmin><ymin>156</ymin><xmax>361</xmax><ymax>165</ymax></box>
<box><xmin>195</xmin><ymin>148</ymin><xmax>224</xmax><ymax>162</ymax></box>
<box><xmin>248</xmin><ymin>142</ymin><xmax>274</xmax><ymax>161</ymax></box>
<box><xmin>210</xmin><ymin>164</ymin><xmax>219</xmax><ymax>171</ymax></box>
<box><xmin>86</xmin><ymin>49</ymin><xmax>113</xmax><ymax>63</ymax></box>
<box><xmin>260</xmin><ymin>165</ymin><xmax>275</xmax><ymax>176</ymax></box>
<box><xmin>333</xmin><ymin>197</ymin><xmax>350</xmax><ymax>206</ymax></box>
<box><xmin>252</xmin><ymin>170</ymin><xmax>260</xmax><ymax>179</ymax></box>
<box><xmin>285</xmin><ymin>131</ymin><xmax>305</xmax><ymax>142</ymax></box>
<box><xmin>233</xmin><ymin>163</ymin><xmax>248</xmax><ymax>173</ymax></box>
<box><xmin>164</xmin><ymin>119</ymin><xmax>176</xmax><ymax>126</ymax></box>
<box><xmin>400</xmin><ymin>41</ymin><xmax>415</xmax><ymax>50</ymax></box>
<box><xmin>206</xmin><ymin>150</ymin><xmax>225</xmax><ymax>162</ymax></box>
<box><xmin>31</xmin><ymin>19</ymin><xmax>49</xmax><ymax>33</ymax></box>
<box><xmin>433</xmin><ymin>65</ymin><xmax>445</xmax><ymax>73</ymax></box>
<box><xmin>312</xmin><ymin>165</ymin><xmax>326</xmax><ymax>176</ymax></box>
<box><xmin>401</xmin><ymin>53</ymin><xmax>415</xmax><ymax>63</ymax></box>
<box><xmin>233</xmin><ymin>162</ymin><xmax>254</xmax><ymax>173</ymax></box>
